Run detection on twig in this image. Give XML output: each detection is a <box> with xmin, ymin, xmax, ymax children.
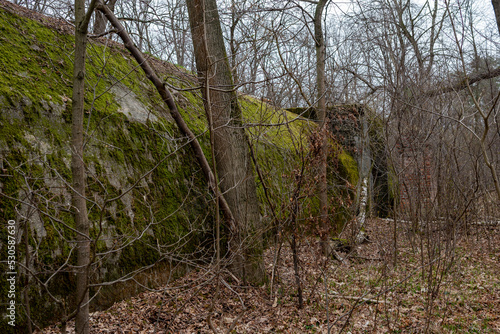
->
<box><xmin>330</xmin><ymin>294</ymin><xmax>385</xmax><ymax>304</ymax></box>
<box><xmin>352</xmin><ymin>256</ymin><xmax>383</xmax><ymax>261</ymax></box>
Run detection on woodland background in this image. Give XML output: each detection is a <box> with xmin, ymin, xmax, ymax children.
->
<box><xmin>0</xmin><ymin>0</ymin><xmax>499</xmax><ymax>332</ymax></box>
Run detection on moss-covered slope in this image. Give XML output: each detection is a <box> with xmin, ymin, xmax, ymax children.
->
<box><xmin>0</xmin><ymin>2</ymin><xmax>364</xmax><ymax>331</ymax></box>
<box><xmin>0</xmin><ymin>4</ymin><xmax>324</xmax><ymax>331</ymax></box>
<box><xmin>0</xmin><ymin>5</ymin><xmax>210</xmax><ymax>331</ymax></box>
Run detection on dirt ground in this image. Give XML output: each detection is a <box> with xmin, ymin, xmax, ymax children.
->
<box><xmin>38</xmin><ymin>218</ymin><xmax>500</xmax><ymax>333</ymax></box>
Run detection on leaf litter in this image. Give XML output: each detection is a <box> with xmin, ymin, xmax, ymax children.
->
<box><xmin>38</xmin><ymin>218</ymin><xmax>500</xmax><ymax>333</ymax></box>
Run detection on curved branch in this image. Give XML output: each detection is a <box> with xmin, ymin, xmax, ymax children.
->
<box><xmin>424</xmin><ymin>66</ymin><xmax>500</xmax><ymax>98</ymax></box>
<box><xmin>95</xmin><ymin>1</ymin><xmax>235</xmax><ymax>224</ymax></box>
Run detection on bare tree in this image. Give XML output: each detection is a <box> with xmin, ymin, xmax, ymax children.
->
<box><xmin>71</xmin><ymin>1</ymin><xmax>97</xmax><ymax>333</ymax></box>
<box><xmin>186</xmin><ymin>0</ymin><xmax>265</xmax><ymax>284</ymax></box>
<box><xmin>313</xmin><ymin>0</ymin><xmax>329</xmax><ymax>253</ymax></box>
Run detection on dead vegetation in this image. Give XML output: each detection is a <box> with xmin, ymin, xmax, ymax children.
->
<box><xmin>38</xmin><ymin>218</ymin><xmax>500</xmax><ymax>333</ymax></box>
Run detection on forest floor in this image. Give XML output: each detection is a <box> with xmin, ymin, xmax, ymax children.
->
<box><xmin>39</xmin><ymin>218</ymin><xmax>500</xmax><ymax>333</ymax></box>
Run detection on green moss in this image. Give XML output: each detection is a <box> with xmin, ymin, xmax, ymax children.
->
<box><xmin>338</xmin><ymin>150</ymin><xmax>359</xmax><ymax>186</ymax></box>
<box><xmin>286</xmin><ymin>106</ymin><xmax>317</xmax><ymax>120</ymax></box>
<box><xmin>0</xmin><ymin>7</ymin><xmax>213</xmax><ymax>328</ymax></box>
<box><xmin>0</xmin><ymin>6</ymin><xmax>362</xmax><ymax>330</ymax></box>
<box><xmin>240</xmin><ymin>95</ymin><xmax>313</xmax><ymax>150</ymax></box>
<box><xmin>0</xmin><ymin>10</ymin><xmax>73</xmax><ymax>109</ymax></box>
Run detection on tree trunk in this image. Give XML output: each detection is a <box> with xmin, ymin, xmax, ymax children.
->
<box><xmin>356</xmin><ymin>114</ymin><xmax>371</xmax><ymax>244</ymax></box>
<box><xmin>314</xmin><ymin>0</ymin><xmax>329</xmax><ymax>253</ymax></box>
<box><xmin>72</xmin><ymin>1</ymin><xmax>95</xmax><ymax>332</ymax></box>
<box><xmin>356</xmin><ymin>177</ymin><xmax>369</xmax><ymax>244</ymax></box>
<box><xmin>492</xmin><ymin>0</ymin><xmax>500</xmax><ymax>35</ymax></box>
<box><xmin>93</xmin><ymin>0</ymin><xmax>116</xmax><ymax>35</ymax></box>
<box><xmin>186</xmin><ymin>0</ymin><xmax>265</xmax><ymax>284</ymax></box>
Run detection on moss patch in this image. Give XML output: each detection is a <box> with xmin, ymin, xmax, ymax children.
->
<box><xmin>0</xmin><ymin>5</ymin><xmax>362</xmax><ymax>331</ymax></box>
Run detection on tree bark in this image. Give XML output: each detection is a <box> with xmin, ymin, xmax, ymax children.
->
<box><xmin>71</xmin><ymin>0</ymin><xmax>96</xmax><ymax>333</ymax></box>
<box><xmin>314</xmin><ymin>0</ymin><xmax>329</xmax><ymax>253</ymax></box>
<box><xmin>356</xmin><ymin>177</ymin><xmax>368</xmax><ymax>244</ymax></box>
<box><xmin>492</xmin><ymin>0</ymin><xmax>500</xmax><ymax>35</ymax></box>
<box><xmin>186</xmin><ymin>0</ymin><xmax>265</xmax><ymax>284</ymax></box>
<box><xmin>93</xmin><ymin>0</ymin><xmax>116</xmax><ymax>35</ymax></box>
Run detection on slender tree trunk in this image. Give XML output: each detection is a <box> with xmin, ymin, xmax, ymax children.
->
<box><xmin>72</xmin><ymin>1</ymin><xmax>96</xmax><ymax>332</ymax></box>
<box><xmin>356</xmin><ymin>177</ymin><xmax>369</xmax><ymax>243</ymax></box>
<box><xmin>186</xmin><ymin>0</ymin><xmax>265</xmax><ymax>284</ymax></box>
<box><xmin>314</xmin><ymin>0</ymin><xmax>329</xmax><ymax>253</ymax></box>
<box><xmin>356</xmin><ymin>114</ymin><xmax>371</xmax><ymax>243</ymax></box>
<box><xmin>291</xmin><ymin>231</ymin><xmax>303</xmax><ymax>309</ymax></box>
<box><xmin>229</xmin><ymin>0</ymin><xmax>240</xmax><ymax>84</ymax></box>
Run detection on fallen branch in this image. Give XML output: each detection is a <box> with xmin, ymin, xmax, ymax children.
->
<box><xmin>352</xmin><ymin>256</ymin><xmax>383</xmax><ymax>261</ymax></box>
<box><xmin>331</xmin><ymin>249</ymin><xmax>347</xmax><ymax>264</ymax></box>
<box><xmin>331</xmin><ymin>294</ymin><xmax>385</xmax><ymax>304</ymax></box>
<box><xmin>424</xmin><ymin>66</ymin><xmax>500</xmax><ymax>97</ymax></box>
